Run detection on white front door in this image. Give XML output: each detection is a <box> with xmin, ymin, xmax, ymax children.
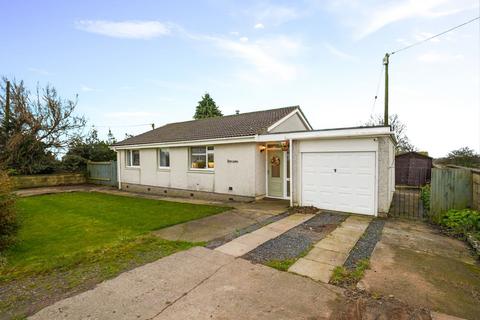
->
<box><xmin>268</xmin><ymin>150</ymin><xmax>284</xmax><ymax>198</ymax></box>
<box><xmin>301</xmin><ymin>152</ymin><xmax>376</xmax><ymax>215</ymax></box>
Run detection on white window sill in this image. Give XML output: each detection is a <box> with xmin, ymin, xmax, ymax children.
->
<box><xmin>157</xmin><ymin>167</ymin><xmax>171</xmax><ymax>172</ymax></box>
<box><xmin>188</xmin><ymin>169</ymin><xmax>215</xmax><ymax>174</ymax></box>
<box><xmin>125</xmin><ymin>166</ymin><xmax>141</xmax><ymax>170</ymax></box>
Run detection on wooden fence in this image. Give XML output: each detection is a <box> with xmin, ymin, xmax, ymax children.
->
<box><xmin>86</xmin><ymin>161</ymin><xmax>118</xmax><ymax>186</ymax></box>
<box><xmin>430</xmin><ymin>167</ymin><xmax>472</xmax><ymax>217</ymax></box>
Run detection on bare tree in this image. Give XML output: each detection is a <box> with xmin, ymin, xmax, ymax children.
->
<box><xmin>0</xmin><ymin>78</ymin><xmax>86</xmax><ymax>174</ymax></box>
<box><xmin>363</xmin><ymin>114</ymin><xmax>416</xmax><ymax>153</ymax></box>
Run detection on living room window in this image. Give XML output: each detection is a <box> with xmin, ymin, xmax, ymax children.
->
<box><xmin>190</xmin><ymin>146</ymin><xmax>214</xmax><ymax>170</ymax></box>
<box><xmin>158</xmin><ymin>148</ymin><xmax>170</xmax><ymax>168</ymax></box>
<box><xmin>126</xmin><ymin>150</ymin><xmax>140</xmax><ymax>167</ymax></box>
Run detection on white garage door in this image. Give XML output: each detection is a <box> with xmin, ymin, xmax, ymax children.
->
<box><xmin>301</xmin><ymin>152</ymin><xmax>376</xmax><ymax>215</ymax></box>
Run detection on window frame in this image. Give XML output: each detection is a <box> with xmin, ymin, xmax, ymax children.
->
<box><xmin>158</xmin><ymin>148</ymin><xmax>170</xmax><ymax>169</ymax></box>
<box><xmin>190</xmin><ymin>146</ymin><xmax>214</xmax><ymax>171</ymax></box>
<box><xmin>126</xmin><ymin>149</ymin><xmax>140</xmax><ymax>168</ymax></box>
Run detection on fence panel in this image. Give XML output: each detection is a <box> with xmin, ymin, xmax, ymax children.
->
<box><xmin>430</xmin><ymin>168</ymin><xmax>472</xmax><ymax>216</ymax></box>
<box><xmin>86</xmin><ymin>161</ymin><xmax>118</xmax><ymax>186</ymax></box>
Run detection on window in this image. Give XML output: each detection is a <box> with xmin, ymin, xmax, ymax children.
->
<box><xmin>190</xmin><ymin>146</ymin><xmax>214</xmax><ymax>169</ymax></box>
<box><xmin>126</xmin><ymin>150</ymin><xmax>140</xmax><ymax>167</ymax></box>
<box><xmin>158</xmin><ymin>148</ymin><xmax>170</xmax><ymax>168</ymax></box>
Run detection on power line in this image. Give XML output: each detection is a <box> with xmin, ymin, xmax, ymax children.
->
<box><xmin>370</xmin><ymin>64</ymin><xmax>384</xmax><ymax>115</ymax></box>
<box><xmin>92</xmin><ymin>123</ymin><xmax>154</xmax><ymax>128</ymax></box>
<box><xmin>391</xmin><ymin>16</ymin><xmax>480</xmax><ymax>55</ymax></box>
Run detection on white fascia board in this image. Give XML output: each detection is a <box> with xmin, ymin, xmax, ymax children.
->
<box><xmin>113</xmin><ymin>135</ymin><xmax>256</xmax><ymax>150</ymax></box>
<box><xmin>267</xmin><ymin>109</ymin><xmax>313</xmax><ymax>132</ymax></box>
<box><xmin>257</xmin><ymin>127</ymin><xmax>393</xmax><ymax>142</ymax></box>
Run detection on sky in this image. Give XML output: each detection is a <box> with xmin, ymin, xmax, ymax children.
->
<box><xmin>0</xmin><ymin>0</ymin><xmax>479</xmax><ymax>158</ymax></box>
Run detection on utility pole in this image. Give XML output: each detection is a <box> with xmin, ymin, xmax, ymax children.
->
<box><xmin>383</xmin><ymin>53</ymin><xmax>389</xmax><ymax>126</ymax></box>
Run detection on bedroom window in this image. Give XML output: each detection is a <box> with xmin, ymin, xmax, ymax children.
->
<box><xmin>190</xmin><ymin>146</ymin><xmax>214</xmax><ymax>169</ymax></box>
<box><xmin>158</xmin><ymin>148</ymin><xmax>170</xmax><ymax>168</ymax></box>
<box><xmin>126</xmin><ymin>150</ymin><xmax>140</xmax><ymax>167</ymax></box>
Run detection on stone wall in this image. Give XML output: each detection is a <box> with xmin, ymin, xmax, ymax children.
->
<box><xmin>473</xmin><ymin>172</ymin><xmax>480</xmax><ymax>211</ymax></box>
<box><xmin>12</xmin><ymin>173</ymin><xmax>87</xmax><ymax>189</ymax></box>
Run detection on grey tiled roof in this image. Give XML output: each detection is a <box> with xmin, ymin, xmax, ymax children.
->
<box><xmin>113</xmin><ymin>106</ymin><xmax>300</xmax><ymax>146</ymax></box>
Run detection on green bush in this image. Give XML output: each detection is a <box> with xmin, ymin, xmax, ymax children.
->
<box><xmin>437</xmin><ymin>209</ymin><xmax>480</xmax><ymax>238</ymax></box>
<box><xmin>0</xmin><ymin>170</ymin><xmax>17</xmax><ymax>251</ymax></box>
<box><xmin>420</xmin><ymin>184</ymin><xmax>431</xmax><ymax>212</ymax></box>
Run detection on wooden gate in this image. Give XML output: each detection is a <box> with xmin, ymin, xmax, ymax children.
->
<box><xmin>430</xmin><ymin>168</ymin><xmax>472</xmax><ymax>217</ymax></box>
<box><xmin>86</xmin><ymin>161</ymin><xmax>118</xmax><ymax>186</ymax></box>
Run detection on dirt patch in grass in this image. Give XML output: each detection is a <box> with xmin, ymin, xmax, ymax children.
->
<box><xmin>0</xmin><ymin>236</ymin><xmax>197</xmax><ymax>319</ymax></box>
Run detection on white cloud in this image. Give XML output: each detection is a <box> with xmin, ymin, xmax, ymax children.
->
<box><xmin>417</xmin><ymin>52</ymin><xmax>464</xmax><ymax>63</ymax></box>
<box><xmin>325</xmin><ymin>0</ymin><xmax>475</xmax><ymax>39</ymax></box>
<box><xmin>76</xmin><ymin>20</ymin><xmax>171</xmax><ymax>39</ymax></box>
<box><xmin>205</xmin><ymin>35</ymin><xmax>302</xmax><ymax>81</ymax></box>
<box><xmin>251</xmin><ymin>4</ymin><xmax>300</xmax><ymax>26</ymax></box>
<box><xmin>324</xmin><ymin>43</ymin><xmax>356</xmax><ymax>60</ymax></box>
<box><xmin>239</xmin><ymin>36</ymin><xmax>249</xmax><ymax>42</ymax></box>
<box><xmin>254</xmin><ymin>23</ymin><xmax>265</xmax><ymax>29</ymax></box>
<box><xmin>230</xmin><ymin>31</ymin><xmax>240</xmax><ymax>36</ymax></box>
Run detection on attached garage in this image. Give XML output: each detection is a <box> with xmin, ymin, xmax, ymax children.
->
<box><xmin>259</xmin><ymin>128</ymin><xmax>395</xmax><ymax>217</ymax></box>
<box><xmin>301</xmin><ymin>152</ymin><xmax>376</xmax><ymax>215</ymax></box>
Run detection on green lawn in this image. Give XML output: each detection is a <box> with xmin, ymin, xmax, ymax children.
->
<box><xmin>1</xmin><ymin>192</ymin><xmax>228</xmax><ymax>279</ymax></box>
<box><xmin>0</xmin><ymin>192</ymin><xmax>229</xmax><ymax>317</ymax></box>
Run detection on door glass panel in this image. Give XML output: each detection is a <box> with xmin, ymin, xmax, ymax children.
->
<box><xmin>271</xmin><ymin>155</ymin><xmax>281</xmax><ymax>177</ymax></box>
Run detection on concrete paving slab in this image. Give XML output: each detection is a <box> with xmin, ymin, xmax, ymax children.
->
<box><xmin>314</xmin><ymin>238</ymin><xmax>352</xmax><ymax>253</ymax></box>
<box><xmin>329</xmin><ymin>227</ymin><xmax>365</xmax><ymax>239</ymax></box>
<box><xmin>154</xmin><ymin>257</ymin><xmax>344</xmax><ymax>320</ymax></box>
<box><xmin>306</xmin><ymin>247</ymin><xmax>348</xmax><ymax>266</ymax></box>
<box><xmin>215</xmin><ymin>241</ymin><xmax>252</xmax><ymax>257</ymax></box>
<box><xmin>215</xmin><ymin>214</ymin><xmax>314</xmax><ymax>257</ymax></box>
<box><xmin>288</xmin><ymin>258</ymin><xmax>334</xmax><ymax>283</ymax></box>
<box><xmin>30</xmin><ymin>247</ymin><xmax>346</xmax><ymax>320</ymax></box>
<box><xmin>29</xmin><ymin>247</ymin><xmax>235</xmax><ymax>320</ymax></box>
<box><xmin>155</xmin><ymin>200</ymin><xmax>288</xmax><ymax>243</ymax></box>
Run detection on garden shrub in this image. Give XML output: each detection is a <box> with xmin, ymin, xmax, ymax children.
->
<box><xmin>0</xmin><ymin>170</ymin><xmax>17</xmax><ymax>251</ymax></box>
<box><xmin>420</xmin><ymin>184</ymin><xmax>431</xmax><ymax>212</ymax></box>
<box><xmin>437</xmin><ymin>209</ymin><xmax>480</xmax><ymax>239</ymax></box>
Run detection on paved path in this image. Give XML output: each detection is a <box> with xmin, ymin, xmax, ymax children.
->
<box><xmin>155</xmin><ymin>200</ymin><xmax>289</xmax><ymax>243</ymax></box>
<box><xmin>288</xmin><ymin>215</ymin><xmax>372</xmax><ymax>283</ymax></box>
<box><xmin>29</xmin><ymin>247</ymin><xmax>345</xmax><ymax>320</ymax></box>
<box><xmin>215</xmin><ymin>214</ymin><xmax>315</xmax><ymax>257</ymax></box>
<box><xmin>359</xmin><ymin>219</ymin><xmax>480</xmax><ymax>320</ymax></box>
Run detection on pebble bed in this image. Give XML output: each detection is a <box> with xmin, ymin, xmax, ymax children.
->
<box><xmin>343</xmin><ymin>219</ymin><xmax>386</xmax><ymax>270</ymax></box>
<box><xmin>242</xmin><ymin>212</ymin><xmax>346</xmax><ymax>264</ymax></box>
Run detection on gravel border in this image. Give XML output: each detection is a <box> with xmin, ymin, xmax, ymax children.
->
<box><xmin>205</xmin><ymin>211</ymin><xmax>292</xmax><ymax>249</ymax></box>
<box><xmin>242</xmin><ymin>212</ymin><xmax>347</xmax><ymax>264</ymax></box>
<box><xmin>343</xmin><ymin>219</ymin><xmax>386</xmax><ymax>270</ymax></box>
